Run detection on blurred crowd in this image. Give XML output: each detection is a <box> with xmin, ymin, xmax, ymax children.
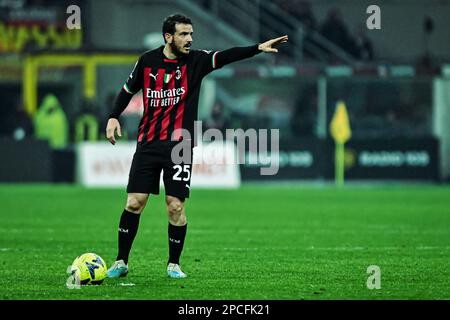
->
<box><xmin>273</xmin><ymin>0</ymin><xmax>374</xmax><ymax>62</ymax></box>
<box><xmin>196</xmin><ymin>0</ymin><xmax>375</xmax><ymax>63</ymax></box>
<box><xmin>0</xmin><ymin>94</ymin><xmax>110</xmax><ymax>149</ymax></box>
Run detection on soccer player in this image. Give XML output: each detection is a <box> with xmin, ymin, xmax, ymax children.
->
<box><xmin>106</xmin><ymin>14</ymin><xmax>288</xmax><ymax>279</ymax></box>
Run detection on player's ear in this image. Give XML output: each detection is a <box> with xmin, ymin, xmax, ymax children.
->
<box><xmin>165</xmin><ymin>32</ymin><xmax>172</xmax><ymax>44</ymax></box>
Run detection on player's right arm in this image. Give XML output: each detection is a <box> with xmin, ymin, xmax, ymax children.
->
<box><xmin>106</xmin><ymin>56</ymin><xmax>143</xmax><ymax>145</ymax></box>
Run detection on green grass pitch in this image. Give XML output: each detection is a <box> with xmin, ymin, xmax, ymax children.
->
<box><xmin>0</xmin><ymin>184</ymin><xmax>449</xmax><ymax>300</ymax></box>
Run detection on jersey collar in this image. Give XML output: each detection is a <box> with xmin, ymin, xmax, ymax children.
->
<box><xmin>159</xmin><ymin>46</ymin><xmax>187</xmax><ymax>64</ymax></box>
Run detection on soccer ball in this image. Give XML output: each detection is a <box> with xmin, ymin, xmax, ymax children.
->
<box><xmin>70</xmin><ymin>253</ymin><xmax>107</xmax><ymax>285</ymax></box>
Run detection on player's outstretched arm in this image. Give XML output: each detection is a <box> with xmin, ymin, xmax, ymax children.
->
<box><xmin>213</xmin><ymin>35</ymin><xmax>289</xmax><ymax>69</ymax></box>
<box><xmin>258</xmin><ymin>35</ymin><xmax>289</xmax><ymax>53</ymax></box>
<box><xmin>106</xmin><ymin>118</ymin><xmax>122</xmax><ymax>145</ymax></box>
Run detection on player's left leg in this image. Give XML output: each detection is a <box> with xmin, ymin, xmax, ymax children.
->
<box><xmin>162</xmin><ymin>141</ymin><xmax>192</xmax><ymax>278</ymax></box>
<box><xmin>165</xmin><ymin>195</ymin><xmax>188</xmax><ymax>278</ymax></box>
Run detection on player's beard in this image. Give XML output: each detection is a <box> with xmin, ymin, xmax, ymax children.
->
<box><xmin>170</xmin><ymin>41</ymin><xmax>189</xmax><ymax>58</ymax></box>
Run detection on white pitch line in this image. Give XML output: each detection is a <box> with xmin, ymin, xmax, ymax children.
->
<box><xmin>217</xmin><ymin>246</ymin><xmax>450</xmax><ymax>252</ymax></box>
<box><xmin>416</xmin><ymin>246</ymin><xmax>450</xmax><ymax>250</ymax></box>
<box><xmin>305</xmin><ymin>246</ymin><xmax>450</xmax><ymax>251</ymax></box>
<box><xmin>223</xmin><ymin>248</ymin><xmax>259</xmax><ymax>251</ymax></box>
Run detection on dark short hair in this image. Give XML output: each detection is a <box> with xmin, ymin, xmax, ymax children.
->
<box><xmin>162</xmin><ymin>14</ymin><xmax>192</xmax><ymax>43</ymax></box>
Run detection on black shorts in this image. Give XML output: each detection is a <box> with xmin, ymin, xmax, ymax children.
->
<box><xmin>127</xmin><ymin>141</ymin><xmax>193</xmax><ymax>199</ymax></box>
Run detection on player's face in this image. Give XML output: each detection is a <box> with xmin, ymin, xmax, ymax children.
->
<box><xmin>169</xmin><ymin>23</ymin><xmax>193</xmax><ymax>56</ymax></box>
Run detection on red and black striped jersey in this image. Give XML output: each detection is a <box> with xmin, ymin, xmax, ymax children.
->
<box><xmin>110</xmin><ymin>45</ymin><xmax>261</xmax><ymax>145</ymax></box>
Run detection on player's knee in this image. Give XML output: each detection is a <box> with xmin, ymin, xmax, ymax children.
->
<box><xmin>126</xmin><ymin>195</ymin><xmax>147</xmax><ymax>213</ymax></box>
<box><xmin>167</xmin><ymin>199</ymin><xmax>185</xmax><ymax>223</ymax></box>
<box><xmin>168</xmin><ymin>200</ymin><xmax>183</xmax><ymax>215</ymax></box>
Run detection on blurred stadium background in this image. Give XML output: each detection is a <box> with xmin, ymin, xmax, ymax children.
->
<box><xmin>0</xmin><ymin>0</ymin><xmax>449</xmax><ymax>299</ymax></box>
<box><xmin>1</xmin><ymin>0</ymin><xmax>450</xmax><ymax>184</ymax></box>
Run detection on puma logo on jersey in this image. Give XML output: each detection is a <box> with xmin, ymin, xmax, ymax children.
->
<box><xmin>150</xmin><ymin>73</ymin><xmax>158</xmax><ymax>81</ymax></box>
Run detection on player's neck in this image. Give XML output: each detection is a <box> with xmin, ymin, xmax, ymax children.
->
<box><xmin>163</xmin><ymin>45</ymin><xmax>178</xmax><ymax>60</ymax></box>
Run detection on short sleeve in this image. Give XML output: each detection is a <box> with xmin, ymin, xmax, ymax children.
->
<box><xmin>123</xmin><ymin>55</ymin><xmax>143</xmax><ymax>95</ymax></box>
<box><xmin>195</xmin><ymin>49</ymin><xmax>221</xmax><ymax>77</ymax></box>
